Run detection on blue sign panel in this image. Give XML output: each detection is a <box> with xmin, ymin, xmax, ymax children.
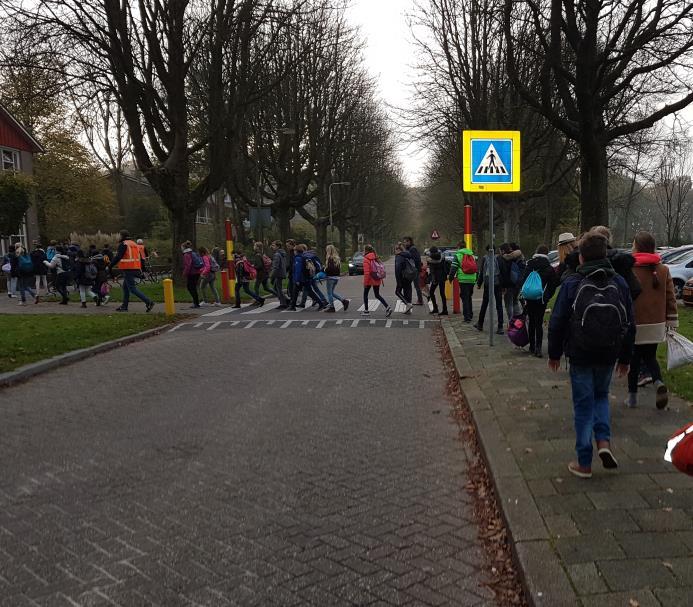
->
<box><xmin>470</xmin><ymin>138</ymin><xmax>513</xmax><ymax>185</ymax></box>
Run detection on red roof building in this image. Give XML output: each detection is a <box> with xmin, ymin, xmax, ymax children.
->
<box><xmin>0</xmin><ymin>103</ymin><xmax>44</xmax><ymax>254</ymax></box>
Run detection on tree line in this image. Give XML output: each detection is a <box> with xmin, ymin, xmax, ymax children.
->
<box><xmin>406</xmin><ymin>0</ymin><xmax>693</xmax><ymax>250</ymax></box>
<box><xmin>0</xmin><ymin>0</ymin><xmax>405</xmax><ymax>274</ymax></box>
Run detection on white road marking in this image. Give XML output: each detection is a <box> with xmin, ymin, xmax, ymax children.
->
<box><xmin>280</xmin><ymin>320</ymin><xmax>293</xmax><ymax>329</ymax></box>
<box><xmin>316</xmin><ymin>320</ymin><xmax>326</xmax><ymax>329</ymax></box>
<box><xmin>202</xmin><ymin>305</ymin><xmax>249</xmax><ymax>317</ymax></box>
<box><xmin>206</xmin><ymin>322</ymin><xmax>221</xmax><ymax>331</ymax></box>
<box><xmin>194</xmin><ymin>322</ymin><xmax>203</xmax><ymax>328</ymax></box>
<box><xmin>168</xmin><ymin>324</ymin><xmax>187</xmax><ymax>333</ymax></box>
<box><xmin>386</xmin><ymin>320</ymin><xmax>392</xmax><ymax>328</ymax></box>
<box><xmin>244</xmin><ymin>321</ymin><xmax>258</xmax><ymax>329</ymax></box>
<box><xmin>242</xmin><ymin>301</ymin><xmax>281</xmax><ymax>315</ymax></box>
<box><xmin>357</xmin><ymin>300</ymin><xmax>380</xmax><ymax>312</ymax></box>
<box><xmin>351</xmin><ymin>320</ymin><xmax>359</xmax><ymax>328</ymax></box>
<box><xmin>419</xmin><ymin>321</ymin><xmax>425</xmax><ymax>329</ymax></box>
<box><xmin>336</xmin><ymin>319</ymin><xmax>344</xmax><ymax>325</ymax></box>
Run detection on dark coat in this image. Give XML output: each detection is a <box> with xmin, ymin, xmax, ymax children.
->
<box><xmin>407</xmin><ymin>244</ymin><xmax>422</xmax><ymax>270</ymax></box>
<box><xmin>395</xmin><ymin>250</ymin><xmax>414</xmax><ymax>285</ymax></box>
<box><xmin>31</xmin><ymin>248</ymin><xmax>48</xmax><ymax>275</ymax></box>
<box><xmin>426</xmin><ymin>251</ymin><xmax>448</xmax><ymax>286</ymax></box>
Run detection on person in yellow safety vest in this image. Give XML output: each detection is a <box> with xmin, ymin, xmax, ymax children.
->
<box><xmin>108</xmin><ymin>230</ymin><xmax>155</xmax><ymax>313</ymax></box>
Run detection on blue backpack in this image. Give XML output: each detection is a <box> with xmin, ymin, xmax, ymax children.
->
<box><xmin>19</xmin><ymin>254</ymin><xmax>34</xmax><ymax>274</ymax></box>
<box><xmin>510</xmin><ymin>259</ymin><xmax>525</xmax><ymax>286</ymax></box>
<box><xmin>190</xmin><ymin>251</ymin><xmax>204</xmax><ymax>270</ymax></box>
<box><xmin>520</xmin><ymin>270</ymin><xmax>544</xmax><ymax>301</ymax></box>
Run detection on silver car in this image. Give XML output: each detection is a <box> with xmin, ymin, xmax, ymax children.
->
<box><xmin>665</xmin><ymin>249</ymin><xmax>693</xmax><ymax>298</ymax></box>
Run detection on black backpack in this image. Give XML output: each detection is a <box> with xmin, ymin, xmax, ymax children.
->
<box><xmin>570</xmin><ymin>273</ymin><xmax>628</xmax><ymax>356</ymax></box>
<box><xmin>402</xmin><ymin>258</ymin><xmax>418</xmax><ymax>282</ymax></box>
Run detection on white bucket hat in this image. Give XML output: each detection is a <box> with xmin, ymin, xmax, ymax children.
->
<box><xmin>557</xmin><ymin>232</ymin><xmax>577</xmax><ymax>246</ymax></box>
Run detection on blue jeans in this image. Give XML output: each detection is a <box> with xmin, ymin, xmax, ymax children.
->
<box><xmin>122</xmin><ymin>270</ymin><xmax>152</xmax><ymax>308</ymax></box>
<box><xmin>570</xmin><ymin>364</ymin><xmax>614</xmax><ymax>467</ymax></box>
<box><xmin>325</xmin><ymin>278</ymin><xmax>344</xmax><ymax>305</ymax></box>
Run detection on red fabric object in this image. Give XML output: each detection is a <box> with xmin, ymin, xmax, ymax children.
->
<box><xmin>363</xmin><ymin>252</ymin><xmax>381</xmax><ymax>287</ymax></box>
<box><xmin>665</xmin><ymin>422</ymin><xmax>693</xmax><ymax>476</ymax></box>
<box><xmin>633</xmin><ymin>252</ymin><xmax>661</xmax><ymax>266</ymax></box>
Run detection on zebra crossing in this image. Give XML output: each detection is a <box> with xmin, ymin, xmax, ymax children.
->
<box><xmin>201</xmin><ymin>298</ymin><xmax>350</xmax><ymax>317</ymax></box>
<box><xmin>169</xmin><ymin>317</ymin><xmax>438</xmax><ymax>333</ymax></box>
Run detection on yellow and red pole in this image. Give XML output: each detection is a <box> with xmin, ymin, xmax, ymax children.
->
<box><xmin>225</xmin><ymin>219</ymin><xmax>235</xmax><ymax>299</ymax></box>
<box><xmin>464</xmin><ymin>204</ymin><xmax>473</xmax><ymax>250</ymax></box>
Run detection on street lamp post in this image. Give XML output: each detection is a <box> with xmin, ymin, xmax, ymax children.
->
<box><xmin>329</xmin><ymin>181</ymin><xmax>351</xmax><ymax>243</ymax></box>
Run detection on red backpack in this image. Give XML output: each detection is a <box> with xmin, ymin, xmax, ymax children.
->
<box><xmin>241</xmin><ymin>258</ymin><xmax>257</xmax><ymax>279</ymax></box>
<box><xmin>461</xmin><ymin>253</ymin><xmax>478</xmax><ymax>275</ymax></box>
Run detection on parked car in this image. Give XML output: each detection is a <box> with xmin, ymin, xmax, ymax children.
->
<box><xmin>348</xmin><ymin>252</ymin><xmax>364</xmax><ymax>276</ymax></box>
<box><xmin>683</xmin><ymin>278</ymin><xmax>693</xmax><ymax>306</ymax></box>
<box><xmin>664</xmin><ymin>250</ymin><xmax>693</xmax><ymax>299</ymax></box>
<box><xmin>548</xmin><ymin>250</ymin><xmax>559</xmax><ymax>268</ymax></box>
<box><xmin>661</xmin><ymin>245</ymin><xmax>693</xmax><ymax>265</ymax></box>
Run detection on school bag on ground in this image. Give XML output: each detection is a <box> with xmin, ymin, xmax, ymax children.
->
<box><xmin>507</xmin><ymin>314</ymin><xmax>529</xmax><ymax>348</ymax></box>
<box><xmin>570</xmin><ymin>274</ymin><xmax>628</xmax><ymax>356</ymax></box>
<box><xmin>402</xmin><ymin>258</ymin><xmax>418</xmax><ymax>282</ymax></box>
<box><xmin>520</xmin><ymin>270</ymin><xmax>544</xmax><ymax>301</ymax></box>
<box><xmin>461</xmin><ymin>253</ymin><xmax>477</xmax><ymax>275</ymax></box>
<box><xmin>18</xmin><ymin>254</ymin><xmax>34</xmax><ymax>274</ymax></box>
<box><xmin>370</xmin><ymin>258</ymin><xmax>387</xmax><ymax>280</ymax></box>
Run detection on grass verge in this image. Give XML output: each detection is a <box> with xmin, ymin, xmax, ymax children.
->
<box><xmin>0</xmin><ymin>314</ymin><xmax>173</xmax><ymax>373</ymax></box>
<box><xmin>658</xmin><ymin>305</ymin><xmax>693</xmax><ymax>402</ymax></box>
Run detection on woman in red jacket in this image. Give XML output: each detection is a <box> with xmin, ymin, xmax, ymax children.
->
<box><xmin>362</xmin><ymin>244</ymin><xmax>392</xmax><ymax>317</ymax></box>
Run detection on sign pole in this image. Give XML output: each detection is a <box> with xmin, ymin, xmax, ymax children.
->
<box><xmin>488</xmin><ymin>192</ymin><xmax>495</xmax><ymax>347</ymax></box>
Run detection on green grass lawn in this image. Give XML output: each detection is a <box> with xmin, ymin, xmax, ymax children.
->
<box><xmin>0</xmin><ymin>314</ymin><xmax>173</xmax><ymax>373</ymax></box>
<box><xmin>658</xmin><ymin>304</ymin><xmax>693</xmax><ymax>402</ymax></box>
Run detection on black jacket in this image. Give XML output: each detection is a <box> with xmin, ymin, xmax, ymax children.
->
<box><xmin>520</xmin><ymin>254</ymin><xmax>558</xmax><ymax>303</ymax></box>
<box><xmin>407</xmin><ymin>245</ymin><xmax>422</xmax><ymax>270</ymax></box>
<box><xmin>31</xmin><ymin>248</ymin><xmax>48</xmax><ymax>275</ymax></box>
<box><xmin>395</xmin><ymin>250</ymin><xmax>414</xmax><ymax>285</ymax></box>
<box><xmin>427</xmin><ymin>251</ymin><xmax>448</xmax><ymax>286</ymax></box>
<box><xmin>561</xmin><ymin>248</ymin><xmax>641</xmax><ymax>300</ymax></box>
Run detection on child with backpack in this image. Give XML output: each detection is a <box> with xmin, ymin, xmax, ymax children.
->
<box><xmin>323</xmin><ymin>244</ymin><xmax>349</xmax><ymax>312</ymax></box>
<box><xmin>448</xmin><ymin>241</ymin><xmax>478</xmax><ymax>323</ymax></box>
<box><xmin>251</xmin><ymin>242</ymin><xmax>277</xmax><ymax>299</ymax></box>
<box><xmin>199</xmin><ymin>246</ymin><xmax>221</xmax><ymax>306</ymax></box>
<box><xmin>394</xmin><ymin>242</ymin><xmax>415</xmax><ymax>314</ymax></box>
<box><xmin>548</xmin><ymin>232</ymin><xmax>635</xmax><ymax>479</ymax></box>
<box><xmin>43</xmin><ymin>246</ymin><xmax>72</xmax><ymax>305</ymax></box>
<box><xmin>12</xmin><ymin>244</ymin><xmax>36</xmax><ymax>306</ymax></box>
<box><xmin>362</xmin><ymin>244</ymin><xmax>392</xmax><ymax>317</ymax></box>
<box><xmin>518</xmin><ymin>245</ymin><xmax>558</xmax><ymax>357</ymax></box>
<box><xmin>233</xmin><ymin>251</ymin><xmax>264</xmax><ymax>308</ymax></box>
<box><xmin>426</xmin><ymin>246</ymin><xmax>449</xmax><ymax>316</ymax></box>
<box><xmin>182</xmin><ymin>240</ymin><xmax>203</xmax><ymax>308</ymax></box>
<box><xmin>74</xmin><ymin>250</ymin><xmax>98</xmax><ymax>308</ymax></box>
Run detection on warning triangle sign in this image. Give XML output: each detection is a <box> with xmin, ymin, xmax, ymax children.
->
<box><xmin>431</xmin><ymin>230</ymin><xmax>440</xmax><ymax>240</ymax></box>
<box><xmin>474</xmin><ymin>144</ymin><xmax>508</xmax><ymax>176</ymax></box>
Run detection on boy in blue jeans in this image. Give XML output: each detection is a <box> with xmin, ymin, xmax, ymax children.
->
<box><xmin>548</xmin><ymin>232</ymin><xmax>635</xmax><ymax>478</ymax></box>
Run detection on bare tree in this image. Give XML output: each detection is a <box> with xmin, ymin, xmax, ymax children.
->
<box><xmin>504</xmin><ymin>0</ymin><xmax>693</xmax><ymax>230</ymax></box>
<box><xmin>652</xmin><ymin>134</ymin><xmax>693</xmax><ymax>246</ymax></box>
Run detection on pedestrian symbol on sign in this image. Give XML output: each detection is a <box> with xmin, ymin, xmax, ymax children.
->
<box><xmin>474</xmin><ymin>144</ymin><xmax>508</xmax><ymax>176</ymax></box>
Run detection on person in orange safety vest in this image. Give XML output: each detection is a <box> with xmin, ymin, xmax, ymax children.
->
<box><xmin>108</xmin><ymin>230</ymin><xmax>155</xmax><ymax>313</ymax></box>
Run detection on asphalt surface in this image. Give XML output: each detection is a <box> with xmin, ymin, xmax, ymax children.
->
<box><xmin>0</xmin><ymin>265</ymin><xmax>492</xmax><ymax>606</ymax></box>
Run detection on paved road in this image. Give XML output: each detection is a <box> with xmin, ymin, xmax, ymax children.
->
<box><xmin>0</xmin><ymin>265</ymin><xmax>492</xmax><ymax>606</ymax></box>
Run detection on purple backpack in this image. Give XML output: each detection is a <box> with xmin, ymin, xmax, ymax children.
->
<box><xmin>507</xmin><ymin>314</ymin><xmax>529</xmax><ymax>348</ymax></box>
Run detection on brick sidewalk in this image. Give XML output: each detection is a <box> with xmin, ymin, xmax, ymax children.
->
<box><xmin>443</xmin><ymin>317</ymin><xmax>693</xmax><ymax>607</ymax></box>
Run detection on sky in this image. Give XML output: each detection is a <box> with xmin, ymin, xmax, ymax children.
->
<box><xmin>346</xmin><ymin>0</ymin><xmax>427</xmax><ymax>185</ymax></box>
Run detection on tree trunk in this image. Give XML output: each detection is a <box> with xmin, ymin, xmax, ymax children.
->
<box><xmin>275</xmin><ymin>205</ymin><xmax>291</xmax><ymax>243</ymax></box>
<box><xmin>315</xmin><ymin>219</ymin><xmax>328</xmax><ymax>257</ymax></box>
<box><xmin>339</xmin><ymin>224</ymin><xmax>347</xmax><ymax>258</ymax></box>
<box><xmin>543</xmin><ymin>197</ymin><xmax>553</xmax><ymax>245</ymax></box>
<box><xmin>579</xmin><ymin>137</ymin><xmax>609</xmax><ymax>231</ymax></box>
<box><xmin>351</xmin><ymin>229</ymin><xmax>359</xmax><ymax>253</ymax></box>
<box><xmin>169</xmin><ymin>201</ymin><xmax>197</xmax><ymax>280</ymax></box>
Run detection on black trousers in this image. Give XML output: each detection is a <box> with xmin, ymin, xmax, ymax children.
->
<box><xmin>628</xmin><ymin>343</ymin><xmax>663</xmax><ymax>393</ymax></box>
<box><xmin>477</xmin><ymin>284</ymin><xmax>503</xmax><ymax>328</ymax></box>
<box><xmin>187</xmin><ymin>274</ymin><xmax>200</xmax><ymax>306</ymax></box>
<box><xmin>459</xmin><ymin>283</ymin><xmax>474</xmax><ymax>321</ymax></box>
<box><xmin>395</xmin><ymin>279</ymin><xmax>412</xmax><ymax>304</ymax></box>
<box><xmin>429</xmin><ymin>281</ymin><xmax>447</xmax><ymax>313</ymax></box>
<box><xmin>526</xmin><ymin>300</ymin><xmax>547</xmax><ymax>353</ymax></box>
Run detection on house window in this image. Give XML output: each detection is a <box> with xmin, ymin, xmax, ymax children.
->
<box><xmin>1</xmin><ymin>149</ymin><xmax>20</xmax><ymax>171</ymax></box>
<box><xmin>196</xmin><ymin>204</ymin><xmax>212</xmax><ymax>225</ymax></box>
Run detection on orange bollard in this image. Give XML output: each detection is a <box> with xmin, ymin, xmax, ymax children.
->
<box><xmin>220</xmin><ymin>269</ymin><xmax>230</xmax><ymax>303</ymax></box>
<box><xmin>453</xmin><ymin>278</ymin><xmax>461</xmax><ymax>314</ymax></box>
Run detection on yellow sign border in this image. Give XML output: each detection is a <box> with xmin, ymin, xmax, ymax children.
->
<box><xmin>462</xmin><ymin>130</ymin><xmax>521</xmax><ymax>192</ymax></box>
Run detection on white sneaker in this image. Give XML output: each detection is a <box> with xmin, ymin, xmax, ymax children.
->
<box><xmin>213</xmin><ymin>302</ymin><xmax>221</xmax><ymax>306</ymax></box>
<box><xmin>361</xmin><ymin>310</ymin><xmax>370</xmax><ymax>316</ymax></box>
<box><xmin>17</xmin><ymin>301</ymin><xmax>25</xmax><ymax>306</ymax></box>
<box><xmin>102</xmin><ymin>295</ymin><xmax>110</xmax><ymax>304</ymax></box>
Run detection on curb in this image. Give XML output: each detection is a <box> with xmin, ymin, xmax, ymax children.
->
<box><xmin>0</xmin><ymin>324</ymin><xmax>173</xmax><ymax>389</ymax></box>
<box><xmin>440</xmin><ymin>319</ymin><xmax>578</xmax><ymax>607</ymax></box>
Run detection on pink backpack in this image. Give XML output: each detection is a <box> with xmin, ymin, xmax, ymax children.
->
<box><xmin>369</xmin><ymin>258</ymin><xmax>386</xmax><ymax>281</ymax></box>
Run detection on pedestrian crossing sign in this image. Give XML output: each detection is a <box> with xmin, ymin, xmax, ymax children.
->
<box><xmin>462</xmin><ymin>130</ymin><xmax>521</xmax><ymax>192</ymax></box>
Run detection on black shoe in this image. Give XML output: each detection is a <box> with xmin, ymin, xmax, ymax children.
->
<box><xmin>296</xmin><ymin>304</ymin><xmax>306</xmax><ymax>308</ymax></box>
<box><xmin>277</xmin><ymin>305</ymin><xmax>287</xmax><ymax>310</ymax></box>
<box><xmin>115</xmin><ymin>306</ymin><xmax>128</xmax><ymax>312</ymax></box>
<box><xmin>430</xmin><ymin>308</ymin><xmax>439</xmax><ymax>315</ymax></box>
<box><xmin>258</xmin><ymin>298</ymin><xmax>265</xmax><ymax>307</ymax></box>
<box><xmin>535</xmin><ymin>351</ymin><xmax>543</xmax><ymax>358</ymax></box>
<box><xmin>473</xmin><ymin>323</ymin><xmax>483</xmax><ymax>331</ymax></box>
<box><xmin>81</xmin><ymin>302</ymin><xmax>87</xmax><ymax>308</ymax></box>
<box><xmin>60</xmin><ymin>300</ymin><xmax>69</xmax><ymax>305</ymax></box>
<box><xmin>463</xmin><ymin>318</ymin><xmax>472</xmax><ymax>323</ymax></box>
<box><xmin>233</xmin><ymin>304</ymin><xmax>241</xmax><ymax>309</ymax></box>
<box><xmin>496</xmin><ymin>327</ymin><xmax>504</xmax><ymax>335</ymax></box>
<box><xmin>288</xmin><ymin>307</ymin><xmax>297</xmax><ymax>311</ymax></box>
<box><xmin>343</xmin><ymin>299</ymin><xmax>350</xmax><ymax>312</ymax></box>
<box><xmin>439</xmin><ymin>310</ymin><xmax>448</xmax><ymax>316</ymax></box>
<box><xmin>145</xmin><ymin>301</ymin><xmax>155</xmax><ymax>313</ymax></box>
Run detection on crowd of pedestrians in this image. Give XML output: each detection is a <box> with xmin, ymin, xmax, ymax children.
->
<box><xmin>452</xmin><ymin>225</ymin><xmax>677</xmax><ymax>479</ymax></box>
